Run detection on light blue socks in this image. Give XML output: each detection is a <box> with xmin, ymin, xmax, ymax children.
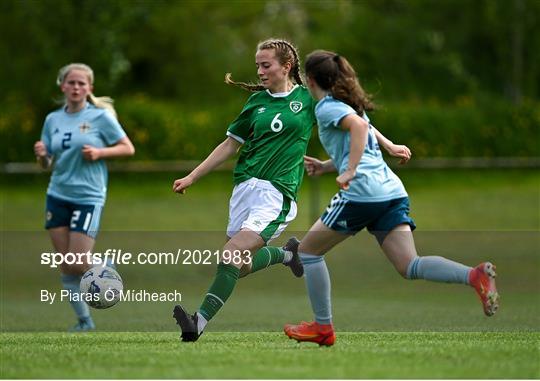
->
<box><xmin>300</xmin><ymin>253</ymin><xmax>332</xmax><ymax>324</ymax></box>
<box><xmin>300</xmin><ymin>253</ymin><xmax>471</xmax><ymax>326</ymax></box>
<box><xmin>406</xmin><ymin>256</ymin><xmax>471</xmax><ymax>284</ymax></box>
<box><xmin>61</xmin><ymin>273</ymin><xmax>92</xmax><ymax>321</ymax></box>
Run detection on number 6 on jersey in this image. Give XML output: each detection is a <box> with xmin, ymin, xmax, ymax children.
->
<box><xmin>270</xmin><ymin>113</ymin><xmax>283</xmax><ymax>132</ymax></box>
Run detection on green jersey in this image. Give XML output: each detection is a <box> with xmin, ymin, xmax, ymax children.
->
<box><xmin>227</xmin><ymin>85</ymin><xmax>315</xmax><ymax>201</ymax></box>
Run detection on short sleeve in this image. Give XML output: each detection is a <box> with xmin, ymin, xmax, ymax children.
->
<box><xmin>316</xmin><ymin>99</ymin><xmax>356</xmax><ymax>129</ymax></box>
<box><xmin>41</xmin><ymin>115</ymin><xmax>52</xmax><ymax>155</ymax></box>
<box><xmin>226</xmin><ymin>99</ymin><xmax>256</xmax><ymax>144</ymax></box>
<box><xmin>100</xmin><ymin>110</ymin><xmax>127</xmax><ymax>145</ymax></box>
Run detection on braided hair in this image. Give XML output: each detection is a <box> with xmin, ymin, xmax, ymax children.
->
<box><xmin>225</xmin><ymin>38</ymin><xmax>303</xmax><ymax>92</ymax></box>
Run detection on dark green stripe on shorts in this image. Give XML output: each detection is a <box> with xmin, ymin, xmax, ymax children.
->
<box><xmin>260</xmin><ymin>197</ymin><xmax>291</xmax><ymax>243</ymax></box>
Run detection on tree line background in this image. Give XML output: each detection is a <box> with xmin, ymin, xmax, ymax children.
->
<box><xmin>1</xmin><ymin>0</ymin><xmax>538</xmax><ymax>162</ymax></box>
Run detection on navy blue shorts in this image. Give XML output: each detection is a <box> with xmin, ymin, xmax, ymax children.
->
<box><xmin>45</xmin><ymin>195</ymin><xmax>103</xmax><ymax>238</ymax></box>
<box><xmin>320</xmin><ymin>193</ymin><xmax>416</xmax><ymax>245</ymax></box>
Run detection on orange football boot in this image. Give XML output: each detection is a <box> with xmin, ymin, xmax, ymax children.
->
<box><xmin>284</xmin><ymin>321</ymin><xmax>335</xmax><ymax>346</ymax></box>
<box><xmin>469</xmin><ymin>262</ymin><xmax>499</xmax><ymax>316</ymax></box>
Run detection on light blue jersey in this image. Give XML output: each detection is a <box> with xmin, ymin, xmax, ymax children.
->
<box><xmin>41</xmin><ymin>103</ymin><xmax>126</xmax><ymax>205</ymax></box>
<box><xmin>315</xmin><ymin>96</ymin><xmax>407</xmax><ymax>202</ymax></box>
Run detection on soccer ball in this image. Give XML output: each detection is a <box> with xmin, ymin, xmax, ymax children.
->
<box><xmin>80</xmin><ymin>266</ymin><xmax>123</xmax><ymax>309</ymax></box>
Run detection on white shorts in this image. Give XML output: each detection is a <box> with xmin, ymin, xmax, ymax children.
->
<box><xmin>227</xmin><ymin>178</ymin><xmax>297</xmax><ymax>243</ymax></box>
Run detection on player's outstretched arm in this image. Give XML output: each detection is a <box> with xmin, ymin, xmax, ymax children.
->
<box><xmin>173</xmin><ymin>136</ymin><xmax>241</xmax><ymax>194</ymax></box>
<box><xmin>304</xmin><ymin>156</ymin><xmax>336</xmax><ymax>176</ymax></box>
<box><xmin>372</xmin><ymin>126</ymin><xmax>411</xmax><ymax>165</ymax></box>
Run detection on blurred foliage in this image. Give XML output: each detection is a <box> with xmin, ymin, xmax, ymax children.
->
<box><xmin>0</xmin><ymin>0</ymin><xmax>539</xmax><ymax>162</ymax></box>
<box><xmin>374</xmin><ymin>97</ymin><xmax>540</xmax><ymax>157</ymax></box>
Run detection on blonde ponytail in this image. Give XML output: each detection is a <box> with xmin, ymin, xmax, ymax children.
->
<box><xmin>88</xmin><ymin>93</ymin><xmax>117</xmax><ymax>119</ymax></box>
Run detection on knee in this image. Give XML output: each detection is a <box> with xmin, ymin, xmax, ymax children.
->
<box><xmin>220</xmin><ymin>242</ymin><xmax>249</xmax><ymax>269</ymax></box>
<box><xmin>224</xmin><ymin>240</ymin><xmax>242</xmax><ymax>252</ymax></box>
<box><xmin>221</xmin><ymin>240</ymin><xmax>244</xmax><ymax>262</ymax></box>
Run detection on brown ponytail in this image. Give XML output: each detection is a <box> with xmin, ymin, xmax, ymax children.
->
<box><xmin>305</xmin><ymin>50</ymin><xmax>375</xmax><ymax>113</ymax></box>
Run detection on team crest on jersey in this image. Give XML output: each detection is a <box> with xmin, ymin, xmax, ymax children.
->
<box><xmin>79</xmin><ymin>122</ymin><xmax>91</xmax><ymax>133</ymax></box>
<box><xmin>289</xmin><ymin>101</ymin><xmax>303</xmax><ymax>113</ymax></box>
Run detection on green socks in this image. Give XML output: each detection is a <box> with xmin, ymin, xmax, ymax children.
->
<box><xmin>198</xmin><ymin>263</ymin><xmax>240</xmax><ymax>320</ymax></box>
<box><xmin>198</xmin><ymin>247</ymin><xmax>288</xmax><ymax>321</ymax></box>
<box><xmin>249</xmin><ymin>246</ymin><xmax>285</xmax><ymax>274</ymax></box>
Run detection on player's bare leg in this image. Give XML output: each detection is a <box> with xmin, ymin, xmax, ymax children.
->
<box><xmin>379</xmin><ymin>224</ymin><xmax>417</xmax><ymax>277</ymax></box>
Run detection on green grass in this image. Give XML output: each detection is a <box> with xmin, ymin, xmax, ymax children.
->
<box><xmin>1</xmin><ymin>169</ymin><xmax>539</xmax><ymax>378</ymax></box>
<box><xmin>2</xmin><ymin>168</ymin><xmax>539</xmax><ymax>231</ymax></box>
<box><xmin>1</xmin><ymin>332</ymin><xmax>538</xmax><ymax>379</ymax></box>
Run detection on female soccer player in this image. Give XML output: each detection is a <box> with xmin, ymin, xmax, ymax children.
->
<box><xmin>34</xmin><ymin>63</ymin><xmax>135</xmax><ymax>331</ymax></box>
<box><xmin>283</xmin><ymin>50</ymin><xmax>499</xmax><ymax>346</ymax></box>
<box><xmin>172</xmin><ymin>39</ymin><xmax>316</xmax><ymax>342</ymax></box>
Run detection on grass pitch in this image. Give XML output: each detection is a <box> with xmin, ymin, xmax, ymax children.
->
<box><xmin>1</xmin><ymin>169</ymin><xmax>539</xmax><ymax>378</ymax></box>
<box><xmin>1</xmin><ymin>332</ymin><xmax>538</xmax><ymax>379</ymax></box>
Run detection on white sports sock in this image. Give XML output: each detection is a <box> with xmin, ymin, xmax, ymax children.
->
<box><xmin>196</xmin><ymin>312</ymin><xmax>208</xmax><ymax>334</ymax></box>
<box><xmin>282</xmin><ymin>250</ymin><xmax>293</xmax><ymax>263</ymax></box>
